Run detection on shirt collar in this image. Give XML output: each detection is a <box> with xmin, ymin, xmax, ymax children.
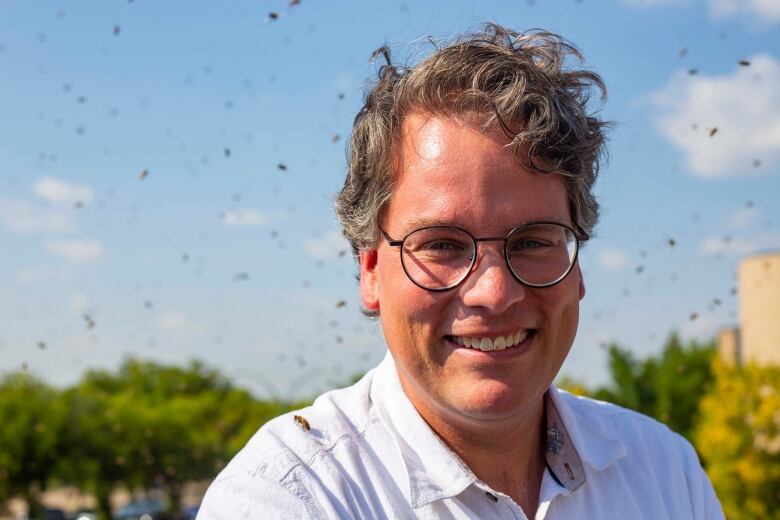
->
<box><xmin>370</xmin><ymin>353</ymin><xmax>626</xmax><ymax>508</ymax></box>
<box><xmin>371</xmin><ymin>353</ymin><xmax>476</xmax><ymax>508</ymax></box>
<box><xmin>546</xmin><ymin>385</ymin><xmax>627</xmax><ymax>473</ymax></box>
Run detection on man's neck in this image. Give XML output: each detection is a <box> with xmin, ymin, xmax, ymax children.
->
<box><xmin>399</xmin><ymin>377</ymin><xmax>547</xmax><ymax>516</ymax></box>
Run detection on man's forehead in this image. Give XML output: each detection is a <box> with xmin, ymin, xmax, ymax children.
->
<box><xmin>398</xmin><ymin>111</ymin><xmax>510</xmax><ymax>156</ymax></box>
<box><xmin>403</xmin><ymin>113</ymin><xmax>446</xmax><ymax>161</ymax></box>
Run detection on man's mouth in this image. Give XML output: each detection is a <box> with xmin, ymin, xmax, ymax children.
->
<box><xmin>446</xmin><ymin>330</ymin><xmax>535</xmax><ymax>352</ymax></box>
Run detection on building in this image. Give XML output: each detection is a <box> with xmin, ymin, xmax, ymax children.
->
<box><xmin>718</xmin><ymin>251</ymin><xmax>780</xmax><ymax>366</ymax></box>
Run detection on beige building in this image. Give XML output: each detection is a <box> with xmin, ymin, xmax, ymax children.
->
<box><xmin>719</xmin><ymin>251</ymin><xmax>780</xmax><ymax>366</ymax></box>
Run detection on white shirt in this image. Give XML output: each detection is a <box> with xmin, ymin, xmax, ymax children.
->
<box><xmin>198</xmin><ymin>354</ymin><xmax>724</xmax><ymax>519</ymax></box>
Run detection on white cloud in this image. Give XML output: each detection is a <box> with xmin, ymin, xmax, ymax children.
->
<box><xmin>304</xmin><ymin>230</ymin><xmax>351</xmax><ymax>260</ymax></box>
<box><xmin>0</xmin><ymin>178</ymin><xmax>93</xmax><ymax>234</ymax></box>
<box><xmin>619</xmin><ymin>0</ymin><xmax>780</xmax><ymax>23</ymax></box>
<box><xmin>0</xmin><ymin>198</ymin><xmax>74</xmax><ymax>234</ymax></box>
<box><xmin>730</xmin><ymin>207</ymin><xmax>759</xmax><ymax>229</ymax></box>
<box><xmin>598</xmin><ymin>248</ymin><xmax>630</xmax><ymax>271</ymax></box>
<box><xmin>14</xmin><ymin>265</ymin><xmax>57</xmax><ymax>284</ymax></box>
<box><xmin>156</xmin><ymin>310</ymin><xmax>205</xmax><ymax>338</ymax></box>
<box><xmin>700</xmin><ymin>233</ymin><xmax>780</xmax><ymax>256</ymax></box>
<box><xmin>69</xmin><ymin>293</ymin><xmax>92</xmax><ymax>313</ymax></box>
<box><xmin>44</xmin><ymin>239</ymin><xmax>103</xmax><ymax>263</ymax></box>
<box><xmin>220</xmin><ymin>209</ymin><xmax>268</xmax><ymax>227</ymax></box>
<box><xmin>34</xmin><ymin>176</ymin><xmax>94</xmax><ymax>206</ymax></box>
<box><xmin>709</xmin><ymin>0</ymin><xmax>780</xmax><ymax>22</ymax></box>
<box><xmin>652</xmin><ymin>54</ymin><xmax>780</xmax><ymax>177</ymax></box>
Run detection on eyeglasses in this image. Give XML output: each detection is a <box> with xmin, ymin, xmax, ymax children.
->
<box><xmin>380</xmin><ymin>221</ymin><xmax>587</xmax><ymax>292</ymax></box>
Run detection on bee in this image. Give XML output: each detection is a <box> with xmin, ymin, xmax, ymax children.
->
<box><xmin>293</xmin><ymin>415</ymin><xmax>310</xmax><ymax>432</ymax></box>
<box><xmin>83</xmin><ymin>314</ymin><xmax>96</xmax><ymax>330</ymax></box>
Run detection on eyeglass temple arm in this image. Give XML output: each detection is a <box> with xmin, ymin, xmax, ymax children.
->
<box><xmin>575</xmin><ymin>224</ymin><xmax>590</xmax><ymax>242</ymax></box>
<box><xmin>380</xmin><ymin>228</ymin><xmax>404</xmax><ymax>247</ymax></box>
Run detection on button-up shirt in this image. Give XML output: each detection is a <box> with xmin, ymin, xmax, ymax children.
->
<box><xmin>198</xmin><ymin>354</ymin><xmax>724</xmax><ymax>519</ymax></box>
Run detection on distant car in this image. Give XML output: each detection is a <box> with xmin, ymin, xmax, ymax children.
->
<box><xmin>181</xmin><ymin>505</ymin><xmax>199</xmax><ymax>520</ymax></box>
<box><xmin>114</xmin><ymin>498</ymin><xmax>168</xmax><ymax>520</ymax></box>
<box><xmin>40</xmin><ymin>509</ymin><xmax>67</xmax><ymax>520</ymax></box>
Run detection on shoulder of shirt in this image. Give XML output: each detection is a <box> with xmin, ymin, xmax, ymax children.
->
<box><xmin>553</xmin><ymin>387</ymin><xmax>694</xmax><ymax>458</ymax></box>
<box><xmin>212</xmin><ymin>367</ymin><xmax>381</xmax><ymax>485</ymax></box>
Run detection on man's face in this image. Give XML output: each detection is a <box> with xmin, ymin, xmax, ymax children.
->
<box><xmin>359</xmin><ymin>112</ymin><xmax>585</xmax><ymax>428</ymax></box>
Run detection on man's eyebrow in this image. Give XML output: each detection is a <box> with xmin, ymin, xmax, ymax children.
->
<box><xmin>399</xmin><ymin>216</ymin><xmax>454</xmax><ymax>230</ymax></box>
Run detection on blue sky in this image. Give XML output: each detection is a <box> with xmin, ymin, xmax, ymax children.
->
<box><xmin>1</xmin><ymin>0</ymin><xmax>778</xmax><ymax>399</ymax></box>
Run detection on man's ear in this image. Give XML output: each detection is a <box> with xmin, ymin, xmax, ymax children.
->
<box><xmin>578</xmin><ymin>264</ymin><xmax>586</xmax><ymax>301</ymax></box>
<box><xmin>359</xmin><ymin>249</ymin><xmax>380</xmax><ymax>312</ymax></box>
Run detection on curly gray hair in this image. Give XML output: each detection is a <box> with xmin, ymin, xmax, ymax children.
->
<box><xmin>336</xmin><ymin>22</ymin><xmax>609</xmax><ymax>260</ymax></box>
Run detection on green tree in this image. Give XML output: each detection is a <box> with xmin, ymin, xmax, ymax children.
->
<box><xmin>591</xmin><ymin>333</ymin><xmax>715</xmax><ymax>441</ymax></box>
<box><xmin>0</xmin><ymin>372</ymin><xmax>67</xmax><ymax>518</ymax></box>
<box><xmin>57</xmin><ymin>375</ymin><xmax>134</xmax><ymax>520</ymax></box>
<box><xmin>57</xmin><ymin>358</ymin><xmax>301</xmax><ymax>519</ymax></box>
<box><xmin>696</xmin><ymin>360</ymin><xmax>780</xmax><ymax>519</ymax></box>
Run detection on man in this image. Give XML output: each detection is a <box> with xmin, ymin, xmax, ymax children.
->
<box><xmin>198</xmin><ymin>24</ymin><xmax>724</xmax><ymax>519</ymax></box>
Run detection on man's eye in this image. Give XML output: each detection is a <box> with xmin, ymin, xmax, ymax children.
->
<box><xmin>513</xmin><ymin>239</ymin><xmax>546</xmax><ymax>249</ymax></box>
<box><xmin>421</xmin><ymin>240</ymin><xmax>466</xmax><ymax>251</ymax></box>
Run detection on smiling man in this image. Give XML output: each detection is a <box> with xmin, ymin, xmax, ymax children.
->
<box><xmin>198</xmin><ymin>24</ymin><xmax>724</xmax><ymax>519</ymax></box>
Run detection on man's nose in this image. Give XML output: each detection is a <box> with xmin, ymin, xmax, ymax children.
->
<box><xmin>459</xmin><ymin>244</ymin><xmax>526</xmax><ymax>314</ymax></box>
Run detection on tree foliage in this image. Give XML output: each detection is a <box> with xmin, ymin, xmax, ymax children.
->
<box><xmin>1</xmin><ymin>358</ymin><xmax>303</xmax><ymax>519</ymax></box>
<box><xmin>695</xmin><ymin>360</ymin><xmax>780</xmax><ymax>519</ymax></box>
<box><xmin>589</xmin><ymin>333</ymin><xmax>716</xmax><ymax>442</ymax></box>
<box><xmin>0</xmin><ymin>373</ymin><xmax>67</xmax><ymax>518</ymax></box>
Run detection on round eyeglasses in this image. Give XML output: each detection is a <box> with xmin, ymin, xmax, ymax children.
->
<box><xmin>380</xmin><ymin>221</ymin><xmax>588</xmax><ymax>292</ymax></box>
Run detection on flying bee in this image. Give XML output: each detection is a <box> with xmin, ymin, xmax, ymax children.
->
<box><xmin>293</xmin><ymin>415</ymin><xmax>310</xmax><ymax>432</ymax></box>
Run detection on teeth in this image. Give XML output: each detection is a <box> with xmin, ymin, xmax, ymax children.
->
<box><xmin>452</xmin><ymin>330</ymin><xmax>530</xmax><ymax>352</ymax></box>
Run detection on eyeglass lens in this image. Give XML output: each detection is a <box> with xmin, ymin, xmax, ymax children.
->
<box><xmin>400</xmin><ymin>223</ymin><xmax>577</xmax><ymax>290</ymax></box>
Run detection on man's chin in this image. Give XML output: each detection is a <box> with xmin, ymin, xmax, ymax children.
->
<box><xmin>441</xmin><ymin>380</ymin><xmax>543</xmax><ymax>424</ymax></box>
